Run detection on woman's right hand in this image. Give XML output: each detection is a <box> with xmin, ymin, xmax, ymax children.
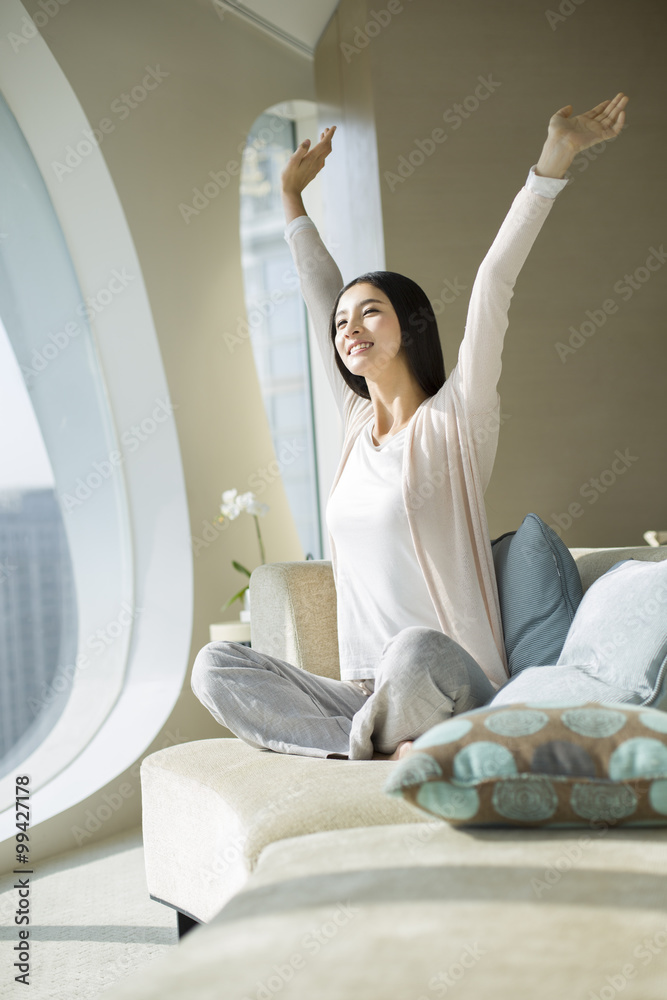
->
<box><xmin>281</xmin><ymin>125</ymin><xmax>337</xmax><ymax>197</ymax></box>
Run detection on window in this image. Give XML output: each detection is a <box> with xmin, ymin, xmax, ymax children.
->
<box><xmin>239</xmin><ymin>111</ymin><xmax>323</xmax><ymax>558</ymax></box>
<box><xmin>0</xmin><ymin>24</ymin><xmax>191</xmax><ymax>840</ymax></box>
<box><xmin>0</xmin><ymin>90</ymin><xmax>130</xmax><ymax>780</ymax></box>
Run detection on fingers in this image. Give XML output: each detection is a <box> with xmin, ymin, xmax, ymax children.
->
<box><xmin>318</xmin><ymin>125</ymin><xmax>336</xmax><ymax>146</ymax></box>
<box><xmin>293</xmin><ymin>126</ymin><xmax>336</xmax><ymax>159</ymax></box>
<box><xmin>609</xmin><ymin>108</ymin><xmax>627</xmax><ymax>135</ymax></box>
<box><xmin>593</xmin><ymin>92</ymin><xmax>628</xmax><ymax>121</ymax></box>
<box><xmin>294</xmin><ymin>126</ymin><xmax>334</xmax><ymax>154</ymax></box>
<box><xmin>608</xmin><ymin>93</ymin><xmax>629</xmax><ymax>120</ymax></box>
<box><xmin>599</xmin><ymin>93</ymin><xmax>628</xmax><ymax>134</ymax></box>
<box><xmin>587</xmin><ymin>98</ymin><xmax>612</xmax><ymax>117</ymax></box>
<box><xmin>310</xmin><ymin>125</ymin><xmax>337</xmax><ymax>158</ymax></box>
<box><xmin>598</xmin><ymin>93</ymin><xmax>623</xmax><ymax>118</ymax></box>
<box><xmin>289</xmin><ymin>138</ymin><xmax>310</xmax><ymax>162</ymax></box>
<box><xmin>607</xmin><ymin>92</ymin><xmax>628</xmax><ymax>111</ymax></box>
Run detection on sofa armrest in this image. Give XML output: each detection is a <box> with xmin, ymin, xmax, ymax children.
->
<box><xmin>249</xmin><ymin>561</ymin><xmax>340</xmax><ymax>679</ymax></box>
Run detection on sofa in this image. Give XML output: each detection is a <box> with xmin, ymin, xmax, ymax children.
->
<box><xmin>108</xmin><ymin>546</ymin><xmax>667</xmax><ymax>1000</ymax></box>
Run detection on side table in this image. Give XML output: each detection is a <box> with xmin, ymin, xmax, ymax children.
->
<box><xmin>208</xmin><ymin>620</ymin><xmax>251</xmax><ymax>647</ymax></box>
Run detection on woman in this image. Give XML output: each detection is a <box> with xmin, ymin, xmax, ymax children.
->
<box><xmin>192</xmin><ymin>93</ymin><xmax>629</xmax><ymax>761</ymax></box>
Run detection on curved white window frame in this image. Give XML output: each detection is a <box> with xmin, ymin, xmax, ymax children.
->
<box><xmin>0</xmin><ymin>94</ymin><xmax>132</xmax><ymax>784</ymax></box>
<box><xmin>0</xmin><ymin>1</ymin><xmax>192</xmax><ymax>841</ymax></box>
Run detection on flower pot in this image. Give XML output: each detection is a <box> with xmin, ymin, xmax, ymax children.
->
<box><xmin>239</xmin><ymin>588</ymin><xmax>251</xmax><ymax>624</ymax></box>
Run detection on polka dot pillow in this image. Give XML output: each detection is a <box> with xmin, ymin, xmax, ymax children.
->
<box><xmin>383</xmin><ymin>702</ymin><xmax>667</xmax><ymax>827</ymax></box>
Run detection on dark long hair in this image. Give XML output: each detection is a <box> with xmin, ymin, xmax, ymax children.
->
<box><xmin>329</xmin><ymin>271</ymin><xmax>446</xmax><ymax>401</ymax></box>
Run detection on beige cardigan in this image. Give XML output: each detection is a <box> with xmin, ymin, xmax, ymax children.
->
<box><xmin>285</xmin><ymin>184</ymin><xmax>559</xmax><ymax>689</ymax></box>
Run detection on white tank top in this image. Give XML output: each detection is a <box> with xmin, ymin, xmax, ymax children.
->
<box><xmin>326</xmin><ymin>419</ymin><xmax>442</xmax><ymax>680</ymax></box>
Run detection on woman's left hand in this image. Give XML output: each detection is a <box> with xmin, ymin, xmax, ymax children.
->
<box><xmin>547</xmin><ymin>92</ymin><xmax>629</xmax><ymax>155</ymax></box>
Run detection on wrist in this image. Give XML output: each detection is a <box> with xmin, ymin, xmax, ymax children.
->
<box><xmin>281</xmin><ymin>187</ymin><xmax>305</xmax><ymax>203</ymax></box>
<box><xmin>281</xmin><ymin>189</ymin><xmax>307</xmax><ymax>224</ymax></box>
<box><xmin>535</xmin><ymin>136</ymin><xmax>576</xmax><ymax>179</ymax></box>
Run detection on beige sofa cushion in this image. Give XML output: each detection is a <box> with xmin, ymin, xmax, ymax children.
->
<box><xmin>141</xmin><ymin>738</ymin><xmax>429</xmax><ymax>922</ymax></box>
<box><xmin>105</xmin><ymin>821</ymin><xmax>667</xmax><ymax>1000</ymax></box>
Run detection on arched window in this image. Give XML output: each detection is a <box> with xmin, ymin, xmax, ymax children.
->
<box><xmin>0</xmin><ymin>89</ymin><xmax>130</xmax><ymax>781</ymax></box>
<box><xmin>239</xmin><ymin>101</ymin><xmax>342</xmax><ymax>560</ymax></box>
<box><xmin>0</xmin><ymin>13</ymin><xmax>191</xmax><ymax>842</ymax></box>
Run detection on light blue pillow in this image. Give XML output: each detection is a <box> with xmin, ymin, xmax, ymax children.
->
<box><xmin>491</xmin><ymin>513</ymin><xmax>583</xmax><ymax>677</ymax></box>
<box><xmin>492</xmin><ymin>559</ymin><xmax>667</xmax><ymax>710</ymax></box>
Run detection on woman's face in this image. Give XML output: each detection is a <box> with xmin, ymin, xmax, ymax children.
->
<box><xmin>334</xmin><ymin>283</ymin><xmax>403</xmax><ymax>380</ymax></box>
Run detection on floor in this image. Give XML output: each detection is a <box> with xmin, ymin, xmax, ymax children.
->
<box><xmin>0</xmin><ymin>826</ymin><xmax>177</xmax><ymax>999</ymax></box>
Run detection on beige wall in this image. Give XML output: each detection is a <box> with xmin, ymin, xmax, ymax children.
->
<box><xmin>15</xmin><ymin>0</ymin><xmax>317</xmax><ymax>864</ymax></box>
<box><xmin>318</xmin><ymin>0</ymin><xmax>667</xmax><ymax>547</ymax></box>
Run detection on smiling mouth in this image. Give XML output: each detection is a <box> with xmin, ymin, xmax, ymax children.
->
<box><xmin>348</xmin><ymin>342</ymin><xmax>374</xmax><ymax>356</ymax></box>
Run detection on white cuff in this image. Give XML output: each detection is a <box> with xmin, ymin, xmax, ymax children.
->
<box><xmin>525</xmin><ymin>163</ymin><xmax>569</xmax><ymax>199</ymax></box>
<box><xmin>284</xmin><ymin>215</ymin><xmax>317</xmax><ymax>242</ymax></box>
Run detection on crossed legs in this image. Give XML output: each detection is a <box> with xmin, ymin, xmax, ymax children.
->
<box><xmin>191</xmin><ymin>626</ymin><xmax>496</xmax><ymax>761</ymax></box>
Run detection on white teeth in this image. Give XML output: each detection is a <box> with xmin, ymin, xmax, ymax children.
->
<box><xmin>350</xmin><ymin>342</ymin><xmax>373</xmax><ymax>355</ymax></box>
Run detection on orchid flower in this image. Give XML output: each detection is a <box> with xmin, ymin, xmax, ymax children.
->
<box><xmin>217</xmin><ymin>488</ymin><xmax>269</xmax><ymax>611</ymax></box>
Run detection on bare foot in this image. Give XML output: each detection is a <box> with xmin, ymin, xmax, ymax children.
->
<box><xmin>372</xmin><ymin>740</ymin><xmax>414</xmax><ymax>761</ymax></box>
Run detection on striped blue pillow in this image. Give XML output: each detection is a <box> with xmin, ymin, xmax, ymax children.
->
<box><xmin>491</xmin><ymin>513</ymin><xmax>583</xmax><ymax>677</ymax></box>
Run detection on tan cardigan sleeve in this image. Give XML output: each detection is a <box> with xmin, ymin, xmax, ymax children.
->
<box><xmin>444</xmin><ymin>185</ymin><xmax>559</xmax><ymax>489</ymax></box>
<box><xmin>449</xmin><ymin>185</ymin><xmax>557</xmax><ymax>418</ymax></box>
<box><xmin>284</xmin><ymin>217</ymin><xmax>353</xmax><ymax>419</ymax></box>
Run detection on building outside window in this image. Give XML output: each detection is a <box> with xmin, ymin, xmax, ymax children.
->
<box><xmin>0</xmin><ymin>478</ymin><xmax>77</xmax><ymax>770</ymax></box>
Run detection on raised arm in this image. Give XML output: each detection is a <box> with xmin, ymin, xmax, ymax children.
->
<box><xmin>450</xmin><ymin>93</ymin><xmax>629</xmax><ymax>420</ymax></box>
<box><xmin>281</xmin><ymin>127</ymin><xmax>356</xmax><ymax>417</ymax></box>
<box><xmin>281</xmin><ymin>127</ymin><xmax>336</xmax><ymax>224</ymax></box>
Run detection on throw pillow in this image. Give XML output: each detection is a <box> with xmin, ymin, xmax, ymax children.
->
<box><xmin>383</xmin><ymin>702</ymin><xmax>667</xmax><ymax>827</ymax></box>
<box><xmin>491</xmin><ymin>513</ymin><xmax>583</xmax><ymax>677</ymax></box>
<box><xmin>491</xmin><ymin>558</ymin><xmax>667</xmax><ymax>710</ymax></box>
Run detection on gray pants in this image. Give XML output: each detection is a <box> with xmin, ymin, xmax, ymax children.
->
<box><xmin>191</xmin><ymin>626</ymin><xmax>496</xmax><ymax>760</ymax></box>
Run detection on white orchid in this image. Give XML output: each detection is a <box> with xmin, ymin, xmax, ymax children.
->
<box><xmin>220</xmin><ymin>488</ymin><xmax>269</xmax><ymax>521</ymax></box>
<box><xmin>236</xmin><ymin>491</ymin><xmax>269</xmax><ymax>518</ymax></box>
<box><xmin>217</xmin><ymin>487</ymin><xmax>270</xmax><ymax>612</ymax></box>
<box><xmin>220</xmin><ymin>488</ymin><xmax>243</xmax><ymax>520</ymax></box>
